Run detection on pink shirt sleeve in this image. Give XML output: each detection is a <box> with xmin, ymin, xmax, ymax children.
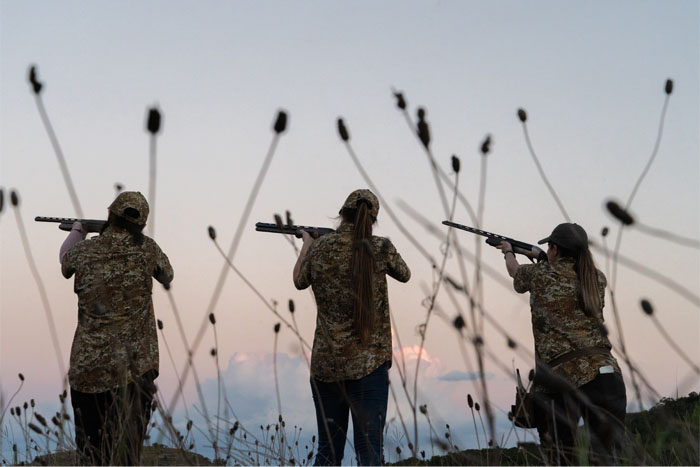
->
<box><xmin>60</xmin><ymin>222</ymin><xmax>87</xmax><ymax>264</ymax></box>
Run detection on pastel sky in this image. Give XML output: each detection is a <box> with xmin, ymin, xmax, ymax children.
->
<box><xmin>1</xmin><ymin>0</ymin><xmax>698</xmax><ymax>463</ymax></box>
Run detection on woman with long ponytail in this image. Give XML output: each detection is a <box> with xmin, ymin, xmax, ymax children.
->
<box><xmin>497</xmin><ymin>223</ymin><xmax>626</xmax><ymax>465</ymax></box>
<box><xmin>294</xmin><ymin>189</ymin><xmax>411</xmax><ymax>465</ymax></box>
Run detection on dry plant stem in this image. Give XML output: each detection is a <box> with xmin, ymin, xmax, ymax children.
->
<box><xmin>650</xmin><ymin>314</ymin><xmax>700</xmax><ymax>374</ymax></box>
<box><xmin>411</xmin><ymin>173</ymin><xmax>459</xmax><ymax>453</ymax></box>
<box><xmin>184</xmin><ymin>132</ymin><xmax>282</xmax><ymax>389</ymax></box>
<box><xmin>609</xmin><ymin>290</ymin><xmax>643</xmax><ymax>410</ymax></box>
<box><xmin>342</xmin><ymin>140</ymin><xmax>437</xmax><ymax>267</ymax></box>
<box><xmin>273</xmin><ymin>332</ymin><xmax>282</xmax><ymax>423</ymax></box>
<box><xmin>634</xmin><ymin>222</ymin><xmax>700</xmax><ymax>249</ymax></box>
<box><xmin>611</xmin><ymin>94</ymin><xmax>671</xmax><ymax>290</ymax></box>
<box><xmin>399</xmin><ymin>108</ymin><xmax>478</xmax><ymax>224</ymax></box>
<box><xmin>12</xmin><ymin>208</ymin><xmax>67</xmax><ymax>383</ymax></box>
<box><xmin>210</xmin><ymin>239</ymin><xmax>310</xmax><ymax>350</ymax></box>
<box><xmin>589</xmin><ymin>241</ymin><xmax>699</xmax><ymax>307</ymax></box>
<box><xmin>148</xmin><ymin>134</ymin><xmax>157</xmax><ymax>238</ymax></box>
<box><xmin>396</xmin><ymin>200</ymin><xmax>515</xmax><ymax>292</ymax></box>
<box><xmin>159</xmin><ymin>328</ymin><xmax>191</xmax><ymax>420</ymax></box>
<box><xmin>520</xmin><ymin>121</ymin><xmax>571</xmax><ymax>222</ymax></box>
<box><xmin>213</xmin><ymin>324</ymin><xmax>222</xmax><ymax>460</ymax></box>
<box><xmin>33</xmin><ymin>95</ymin><xmax>84</xmax><ymax>218</ymax></box>
<box><xmin>388</xmin><ymin>382</ymin><xmax>413</xmax><ymax>457</ymax></box>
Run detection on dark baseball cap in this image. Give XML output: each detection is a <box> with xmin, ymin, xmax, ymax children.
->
<box><xmin>538</xmin><ymin>223</ymin><xmax>589</xmax><ymax>250</ymax></box>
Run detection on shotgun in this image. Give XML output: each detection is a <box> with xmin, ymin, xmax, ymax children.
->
<box><xmin>255</xmin><ymin>222</ymin><xmax>334</xmax><ymax>239</ymax></box>
<box><xmin>35</xmin><ymin>216</ymin><xmax>106</xmax><ymax>233</ymax></box>
<box><xmin>442</xmin><ymin>220</ymin><xmax>546</xmax><ymax>262</ymax></box>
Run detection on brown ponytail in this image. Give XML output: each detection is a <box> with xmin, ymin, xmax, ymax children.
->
<box><xmin>343</xmin><ymin>201</ymin><xmax>376</xmax><ymax>344</ymax></box>
<box><xmin>576</xmin><ymin>248</ymin><xmax>602</xmax><ymax>319</ymax></box>
<box><xmin>557</xmin><ymin>244</ymin><xmax>602</xmax><ymax>318</ymax></box>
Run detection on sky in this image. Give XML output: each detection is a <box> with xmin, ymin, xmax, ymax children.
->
<box><xmin>1</xmin><ymin>0</ymin><xmax>699</xmax><ymax>463</ymax></box>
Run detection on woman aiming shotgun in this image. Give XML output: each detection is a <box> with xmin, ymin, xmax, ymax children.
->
<box><xmin>293</xmin><ymin>189</ymin><xmax>411</xmax><ymax>465</ymax></box>
<box><xmin>497</xmin><ymin>223</ymin><xmax>626</xmax><ymax>465</ymax></box>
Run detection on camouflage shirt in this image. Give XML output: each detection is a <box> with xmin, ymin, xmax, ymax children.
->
<box><xmin>295</xmin><ymin>223</ymin><xmax>411</xmax><ymax>382</ymax></box>
<box><xmin>61</xmin><ymin>226</ymin><xmax>173</xmax><ymax>393</ymax></box>
<box><xmin>513</xmin><ymin>257</ymin><xmax>620</xmax><ymax>393</ymax></box>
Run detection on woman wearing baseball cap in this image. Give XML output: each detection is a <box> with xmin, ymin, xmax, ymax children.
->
<box><xmin>293</xmin><ymin>189</ymin><xmax>411</xmax><ymax>465</ymax></box>
<box><xmin>497</xmin><ymin>223</ymin><xmax>626</xmax><ymax>465</ymax></box>
<box><xmin>60</xmin><ymin>191</ymin><xmax>173</xmax><ymax>465</ymax></box>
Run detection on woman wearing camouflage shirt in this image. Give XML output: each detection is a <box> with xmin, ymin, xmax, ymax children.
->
<box><xmin>294</xmin><ymin>189</ymin><xmax>411</xmax><ymax>465</ymax></box>
<box><xmin>60</xmin><ymin>191</ymin><xmax>173</xmax><ymax>465</ymax></box>
<box><xmin>497</xmin><ymin>223</ymin><xmax>626</xmax><ymax>465</ymax></box>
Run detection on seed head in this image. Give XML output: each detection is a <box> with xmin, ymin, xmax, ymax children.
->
<box><xmin>29</xmin><ymin>423</ymin><xmax>43</xmax><ymax>435</ymax></box>
<box><xmin>517</xmin><ymin>108</ymin><xmax>527</xmax><ymax>122</ymax></box>
<box><xmin>0</xmin><ymin>188</ymin><xmax>4</xmax><ymax>214</ymax></box>
<box><xmin>28</xmin><ymin>65</ymin><xmax>43</xmax><ymax>95</ymax></box>
<box><xmin>393</xmin><ymin>91</ymin><xmax>407</xmax><ymax>110</ymax></box>
<box><xmin>606</xmin><ymin>200</ymin><xmax>634</xmax><ymax>225</ymax></box>
<box><xmin>665</xmin><ymin>79</ymin><xmax>673</xmax><ymax>95</ymax></box>
<box><xmin>507</xmin><ymin>337</ymin><xmax>517</xmax><ymax>349</ymax></box>
<box><xmin>481</xmin><ymin>134</ymin><xmax>492</xmax><ymax>155</ymax></box>
<box><xmin>528</xmin><ymin>369</ymin><xmax>535</xmax><ymax>381</ymax></box>
<box><xmin>396</xmin><ymin>446</ymin><xmax>402</xmax><ymax>455</ymax></box>
<box><xmin>274</xmin><ymin>214</ymin><xmax>284</xmax><ymax>230</ymax></box>
<box><xmin>473</xmin><ymin>335</ymin><xmax>484</xmax><ymax>347</ymax></box>
<box><xmin>641</xmin><ymin>299</ymin><xmax>654</xmax><ymax>316</ymax></box>
<box><xmin>157</xmin><ymin>319</ymin><xmax>163</xmax><ymax>330</ymax></box>
<box><xmin>274</xmin><ymin>322</ymin><xmax>281</xmax><ymax>333</ymax></box>
<box><xmin>208</xmin><ymin>226</ymin><xmax>216</xmax><ymax>240</ymax></box>
<box><xmin>18</xmin><ymin>373</ymin><xmax>24</xmax><ymax>381</ymax></box>
<box><xmin>209</xmin><ymin>313</ymin><xmax>216</xmax><ymax>325</ymax></box>
<box><xmin>115</xmin><ymin>183</ymin><xmax>124</xmax><ymax>193</ymax></box>
<box><xmin>601</xmin><ymin>226</ymin><xmax>609</xmax><ymax>237</ymax></box>
<box><xmin>475</xmin><ymin>402</ymin><xmax>481</xmax><ymax>411</ymax></box>
<box><xmin>419</xmin><ymin>404</ymin><xmax>427</xmax><ymax>415</ymax></box>
<box><xmin>146</xmin><ymin>107</ymin><xmax>162</xmax><ymax>135</ymax></box>
<box><xmin>10</xmin><ymin>190</ymin><xmax>19</xmax><ymax>207</ymax></box>
<box><xmin>24</xmin><ymin>402</ymin><xmax>28</xmax><ymax>410</ymax></box>
<box><xmin>285</xmin><ymin>210</ymin><xmax>294</xmax><ymax>228</ymax></box>
<box><xmin>337</xmin><ymin>118</ymin><xmax>350</xmax><ymax>142</ymax></box>
<box><xmin>408</xmin><ymin>442</ymin><xmax>413</xmax><ymax>450</ymax></box>
<box><xmin>31</xmin><ymin>399</ymin><xmax>35</xmax><ymax>408</ymax></box>
<box><xmin>416</xmin><ymin>108</ymin><xmax>430</xmax><ymax>149</ymax></box>
<box><xmin>453</xmin><ymin>315</ymin><xmax>465</xmax><ymax>330</ymax></box>
<box><xmin>273</xmin><ymin>110</ymin><xmax>288</xmax><ymax>134</ymax></box>
<box><xmin>451</xmin><ymin>155</ymin><xmax>461</xmax><ymax>173</ymax></box>
<box><xmin>467</xmin><ymin>394</ymin><xmax>474</xmax><ymax>408</ymax></box>
<box><xmin>210</xmin><ymin>348</ymin><xmax>217</xmax><ymax>357</ymax></box>
<box><xmin>187</xmin><ymin>420</ymin><xmax>193</xmax><ymax>431</ymax></box>
<box><xmin>421</xmin><ymin>450</ymin><xmax>426</xmax><ymax>459</ymax></box>
<box><xmin>15</xmin><ymin>406</ymin><xmax>21</xmax><ymax>416</ymax></box>
<box><xmin>288</xmin><ymin>299</ymin><xmax>295</xmax><ymax>313</ymax></box>
<box><xmin>35</xmin><ymin>413</ymin><xmax>47</xmax><ymax>427</ymax></box>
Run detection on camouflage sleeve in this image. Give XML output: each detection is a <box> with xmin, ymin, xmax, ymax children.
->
<box><xmin>513</xmin><ymin>263</ymin><xmax>536</xmax><ymax>293</ymax></box>
<box><xmin>61</xmin><ymin>247</ymin><xmax>76</xmax><ymax>279</ymax></box>
<box><xmin>294</xmin><ymin>242</ymin><xmax>315</xmax><ymax>290</ymax></box>
<box><xmin>384</xmin><ymin>239</ymin><xmax>411</xmax><ymax>283</ymax></box>
<box><xmin>597</xmin><ymin>269</ymin><xmax>607</xmax><ymax>309</ymax></box>
<box><xmin>152</xmin><ymin>243</ymin><xmax>174</xmax><ymax>286</ymax></box>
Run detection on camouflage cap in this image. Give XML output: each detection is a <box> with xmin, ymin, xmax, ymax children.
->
<box><xmin>108</xmin><ymin>191</ymin><xmax>149</xmax><ymax>226</ymax></box>
<box><xmin>538</xmin><ymin>223</ymin><xmax>588</xmax><ymax>251</ymax></box>
<box><xmin>340</xmin><ymin>189</ymin><xmax>379</xmax><ymax>219</ymax></box>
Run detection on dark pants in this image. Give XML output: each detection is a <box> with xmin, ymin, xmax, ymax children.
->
<box><xmin>71</xmin><ymin>371</ymin><xmax>156</xmax><ymax>465</ymax></box>
<box><xmin>535</xmin><ymin>372</ymin><xmax>626</xmax><ymax>465</ymax></box>
<box><xmin>311</xmin><ymin>363</ymin><xmax>389</xmax><ymax>466</ymax></box>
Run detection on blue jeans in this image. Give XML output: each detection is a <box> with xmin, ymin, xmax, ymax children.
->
<box><xmin>311</xmin><ymin>363</ymin><xmax>389</xmax><ymax>466</ymax></box>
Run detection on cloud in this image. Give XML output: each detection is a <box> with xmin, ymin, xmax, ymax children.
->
<box><xmin>438</xmin><ymin>370</ymin><xmax>485</xmax><ymax>382</ymax></box>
